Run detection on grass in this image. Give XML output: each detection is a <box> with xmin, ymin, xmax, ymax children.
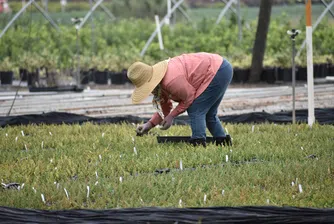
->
<box><xmin>0</xmin><ymin>122</ymin><xmax>333</xmax><ymax>210</ymax></box>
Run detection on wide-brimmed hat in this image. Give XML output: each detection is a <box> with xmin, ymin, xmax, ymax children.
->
<box><xmin>127</xmin><ymin>60</ymin><xmax>169</xmax><ymax>104</ymax></box>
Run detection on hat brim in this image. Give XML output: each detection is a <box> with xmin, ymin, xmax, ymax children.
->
<box><xmin>131</xmin><ymin>60</ymin><xmax>169</xmax><ymax>104</ymax></box>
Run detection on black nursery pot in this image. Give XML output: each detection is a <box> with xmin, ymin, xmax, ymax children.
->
<box><xmin>94</xmin><ymin>70</ymin><xmax>109</xmax><ymax>85</ymax></box>
<box><xmin>110</xmin><ymin>71</ymin><xmax>127</xmax><ymax>85</ymax></box>
<box><xmin>19</xmin><ymin>68</ymin><xmax>28</xmax><ymax>81</ymax></box>
<box><xmin>261</xmin><ymin>67</ymin><xmax>276</xmax><ymax>84</ymax></box>
<box><xmin>296</xmin><ymin>66</ymin><xmax>307</xmax><ymax>80</ymax></box>
<box><xmin>27</xmin><ymin>71</ymin><xmax>40</xmax><ymax>87</ymax></box>
<box><xmin>233</xmin><ymin>68</ymin><xmax>250</xmax><ymax>83</ymax></box>
<box><xmin>80</xmin><ymin>71</ymin><xmax>90</xmax><ymax>85</ymax></box>
<box><xmin>277</xmin><ymin>67</ymin><xmax>291</xmax><ymax>82</ymax></box>
<box><xmin>0</xmin><ymin>71</ymin><xmax>14</xmax><ymax>85</ymax></box>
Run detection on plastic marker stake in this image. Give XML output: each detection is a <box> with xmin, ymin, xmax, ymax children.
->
<box><xmin>252</xmin><ymin>125</ymin><xmax>255</xmax><ymax>132</ymax></box>
<box><xmin>119</xmin><ymin>177</ymin><xmax>123</xmax><ymax>183</ymax></box>
<box><xmin>267</xmin><ymin>199</ymin><xmax>270</xmax><ymax>204</ymax></box>
<box><xmin>291</xmin><ymin>181</ymin><xmax>295</xmax><ymax>186</ymax></box>
<box><xmin>134</xmin><ymin>147</ymin><xmax>138</xmax><ymax>155</ymax></box>
<box><xmin>49</xmin><ymin>132</ymin><xmax>52</xmax><ymax>136</ymax></box>
<box><xmin>41</xmin><ymin>194</ymin><xmax>46</xmax><ymax>204</ymax></box>
<box><xmin>86</xmin><ymin>186</ymin><xmax>90</xmax><ymax>198</ymax></box>
<box><xmin>301</xmin><ymin>146</ymin><xmax>304</xmax><ymax>150</ymax></box>
<box><xmin>102</xmin><ymin>133</ymin><xmax>105</xmax><ymax>138</ymax></box>
<box><xmin>5</xmin><ymin>133</ymin><xmax>8</xmax><ymax>137</ymax></box>
<box><xmin>64</xmin><ymin>188</ymin><xmax>69</xmax><ymax>199</ymax></box>
<box><xmin>131</xmin><ymin>136</ymin><xmax>135</xmax><ymax>143</ymax></box>
<box><xmin>50</xmin><ymin>159</ymin><xmax>53</xmax><ymax>163</ymax></box>
<box><xmin>222</xmin><ymin>190</ymin><xmax>225</xmax><ymax>196</ymax></box>
<box><xmin>21</xmin><ymin>183</ymin><xmax>24</xmax><ymax>189</ymax></box>
<box><xmin>15</xmin><ymin>136</ymin><xmax>18</xmax><ymax>142</ymax></box>
<box><xmin>298</xmin><ymin>184</ymin><xmax>303</xmax><ymax>193</ymax></box>
<box><xmin>95</xmin><ymin>171</ymin><xmax>98</xmax><ymax>179</ymax></box>
<box><xmin>57</xmin><ymin>183</ymin><xmax>59</xmax><ymax>190</ymax></box>
<box><xmin>225</xmin><ymin>128</ymin><xmax>229</xmax><ymax>134</ymax></box>
<box><xmin>99</xmin><ymin>155</ymin><xmax>102</xmax><ymax>161</ymax></box>
<box><xmin>95</xmin><ymin>181</ymin><xmax>98</xmax><ymax>186</ymax></box>
<box><xmin>32</xmin><ymin>187</ymin><xmax>36</xmax><ymax>194</ymax></box>
<box><xmin>226</xmin><ymin>155</ymin><xmax>229</xmax><ymax>162</ymax></box>
<box><xmin>41</xmin><ymin>141</ymin><xmax>44</xmax><ymax>149</ymax></box>
<box><xmin>24</xmin><ymin>144</ymin><xmax>28</xmax><ymax>151</ymax></box>
<box><xmin>179</xmin><ymin>199</ymin><xmax>182</xmax><ymax>207</ymax></box>
<box><xmin>180</xmin><ymin>160</ymin><xmax>183</xmax><ymax>170</ymax></box>
<box><xmin>21</xmin><ymin>131</ymin><xmax>25</xmax><ymax>136</ymax></box>
<box><xmin>204</xmin><ymin>194</ymin><xmax>207</xmax><ymax>203</ymax></box>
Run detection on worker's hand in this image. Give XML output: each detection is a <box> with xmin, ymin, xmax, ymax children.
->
<box><xmin>136</xmin><ymin>122</ymin><xmax>153</xmax><ymax>135</ymax></box>
<box><xmin>160</xmin><ymin>115</ymin><xmax>174</xmax><ymax>130</ymax></box>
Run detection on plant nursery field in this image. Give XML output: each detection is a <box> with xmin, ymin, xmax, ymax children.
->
<box><xmin>0</xmin><ymin>122</ymin><xmax>333</xmax><ymax>210</ymax></box>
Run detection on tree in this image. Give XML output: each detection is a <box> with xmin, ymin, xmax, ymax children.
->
<box><xmin>249</xmin><ymin>0</ymin><xmax>273</xmax><ymax>82</ymax></box>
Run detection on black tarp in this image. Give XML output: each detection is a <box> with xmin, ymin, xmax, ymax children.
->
<box><xmin>1</xmin><ymin>108</ymin><xmax>334</xmax><ymax>128</ymax></box>
<box><xmin>0</xmin><ymin>206</ymin><xmax>334</xmax><ymax>223</ymax></box>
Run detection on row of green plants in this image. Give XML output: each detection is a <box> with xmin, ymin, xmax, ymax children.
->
<box><xmin>0</xmin><ymin>15</ymin><xmax>333</xmax><ymax>78</ymax></box>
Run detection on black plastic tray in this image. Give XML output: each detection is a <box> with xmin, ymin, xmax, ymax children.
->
<box><xmin>29</xmin><ymin>85</ymin><xmax>84</xmax><ymax>92</ymax></box>
<box><xmin>157</xmin><ymin>136</ymin><xmax>215</xmax><ymax>143</ymax></box>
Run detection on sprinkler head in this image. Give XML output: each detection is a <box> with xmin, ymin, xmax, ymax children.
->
<box><xmin>287</xmin><ymin>29</ymin><xmax>301</xmax><ymax>40</ymax></box>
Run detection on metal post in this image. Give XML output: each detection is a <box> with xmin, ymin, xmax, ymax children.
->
<box><xmin>296</xmin><ymin>0</ymin><xmax>334</xmax><ymax>58</ymax></box>
<box><xmin>287</xmin><ymin>29</ymin><xmax>301</xmax><ymax>124</ymax></box>
<box><xmin>90</xmin><ymin>0</ymin><xmax>95</xmax><ymax>56</ymax></box>
<box><xmin>321</xmin><ymin>0</ymin><xmax>334</xmax><ymax>18</ymax></box>
<box><xmin>155</xmin><ymin>15</ymin><xmax>164</xmax><ymax>50</ymax></box>
<box><xmin>171</xmin><ymin>0</ymin><xmax>193</xmax><ymax>23</ymax></box>
<box><xmin>216</xmin><ymin>0</ymin><xmax>235</xmax><ymax>25</ymax></box>
<box><xmin>166</xmin><ymin>0</ymin><xmax>171</xmax><ymax>25</ymax></box>
<box><xmin>77</xmin><ymin>0</ymin><xmax>104</xmax><ymax>30</ymax></box>
<box><xmin>237</xmin><ymin>0</ymin><xmax>242</xmax><ymax>42</ymax></box>
<box><xmin>140</xmin><ymin>0</ymin><xmax>184</xmax><ymax>57</ymax></box>
<box><xmin>44</xmin><ymin>0</ymin><xmax>48</xmax><ymax>12</ymax></box>
<box><xmin>92</xmin><ymin>0</ymin><xmax>116</xmax><ymax>21</ymax></box>
<box><xmin>76</xmin><ymin>29</ymin><xmax>81</xmax><ymax>85</ymax></box>
<box><xmin>32</xmin><ymin>1</ymin><xmax>60</xmax><ymax>31</ymax></box>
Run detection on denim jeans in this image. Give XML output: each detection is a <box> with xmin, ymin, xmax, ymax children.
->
<box><xmin>187</xmin><ymin>58</ymin><xmax>233</xmax><ymax>139</ymax></box>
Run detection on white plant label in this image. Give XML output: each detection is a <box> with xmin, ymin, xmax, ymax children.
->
<box><xmin>291</xmin><ymin>181</ymin><xmax>295</xmax><ymax>186</ymax></box>
<box><xmin>102</xmin><ymin>133</ymin><xmax>105</xmax><ymax>138</ymax></box>
<box><xmin>41</xmin><ymin>141</ymin><xmax>44</xmax><ymax>149</ymax></box>
<box><xmin>225</xmin><ymin>128</ymin><xmax>229</xmax><ymax>134</ymax></box>
<box><xmin>49</xmin><ymin>132</ymin><xmax>52</xmax><ymax>136</ymax></box>
<box><xmin>64</xmin><ymin>188</ymin><xmax>69</xmax><ymax>199</ymax></box>
<box><xmin>252</xmin><ymin>125</ymin><xmax>254</xmax><ymax>132</ymax></box>
<box><xmin>21</xmin><ymin>131</ymin><xmax>25</xmax><ymax>136</ymax></box>
<box><xmin>267</xmin><ymin>199</ymin><xmax>270</xmax><ymax>204</ymax></box>
<box><xmin>21</xmin><ymin>183</ymin><xmax>25</xmax><ymax>189</ymax></box>
<box><xmin>32</xmin><ymin>187</ymin><xmax>36</xmax><ymax>194</ymax></box>
<box><xmin>95</xmin><ymin>181</ymin><xmax>98</xmax><ymax>186</ymax></box>
<box><xmin>99</xmin><ymin>155</ymin><xmax>102</xmax><ymax>161</ymax></box>
<box><xmin>5</xmin><ymin>133</ymin><xmax>8</xmax><ymax>137</ymax></box>
<box><xmin>204</xmin><ymin>194</ymin><xmax>207</xmax><ymax>203</ymax></box>
<box><xmin>298</xmin><ymin>184</ymin><xmax>303</xmax><ymax>193</ymax></box>
<box><xmin>120</xmin><ymin>177</ymin><xmax>123</xmax><ymax>183</ymax></box>
<box><xmin>179</xmin><ymin>199</ymin><xmax>182</xmax><ymax>207</ymax></box>
<box><xmin>180</xmin><ymin>160</ymin><xmax>183</xmax><ymax>170</ymax></box>
<box><xmin>222</xmin><ymin>190</ymin><xmax>225</xmax><ymax>196</ymax></box>
<box><xmin>24</xmin><ymin>144</ymin><xmax>28</xmax><ymax>151</ymax></box>
<box><xmin>95</xmin><ymin>171</ymin><xmax>98</xmax><ymax>179</ymax></box>
<box><xmin>226</xmin><ymin>155</ymin><xmax>229</xmax><ymax>162</ymax></box>
<box><xmin>86</xmin><ymin>186</ymin><xmax>90</xmax><ymax>198</ymax></box>
<box><xmin>15</xmin><ymin>136</ymin><xmax>18</xmax><ymax>142</ymax></box>
<box><xmin>134</xmin><ymin>147</ymin><xmax>137</xmax><ymax>155</ymax></box>
<box><xmin>41</xmin><ymin>194</ymin><xmax>46</xmax><ymax>204</ymax></box>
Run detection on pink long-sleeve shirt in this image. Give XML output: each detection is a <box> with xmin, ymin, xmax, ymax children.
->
<box><xmin>149</xmin><ymin>52</ymin><xmax>224</xmax><ymax>126</ymax></box>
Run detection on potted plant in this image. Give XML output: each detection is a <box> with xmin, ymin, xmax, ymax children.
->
<box><xmin>274</xmin><ymin>51</ymin><xmax>291</xmax><ymax>82</ymax></box>
<box><xmin>79</xmin><ymin>55</ymin><xmax>92</xmax><ymax>85</ymax></box>
<box><xmin>233</xmin><ymin>54</ymin><xmax>251</xmax><ymax>83</ymax></box>
<box><xmin>19</xmin><ymin>53</ymin><xmax>41</xmax><ymax>87</ymax></box>
<box><xmin>262</xmin><ymin>56</ymin><xmax>277</xmax><ymax>84</ymax></box>
<box><xmin>0</xmin><ymin>57</ymin><xmax>15</xmax><ymax>85</ymax></box>
<box><xmin>93</xmin><ymin>56</ymin><xmax>109</xmax><ymax>85</ymax></box>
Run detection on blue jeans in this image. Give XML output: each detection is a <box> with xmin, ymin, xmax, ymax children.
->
<box><xmin>187</xmin><ymin>58</ymin><xmax>233</xmax><ymax>139</ymax></box>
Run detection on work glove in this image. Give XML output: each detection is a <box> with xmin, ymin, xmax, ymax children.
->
<box><xmin>160</xmin><ymin>114</ymin><xmax>174</xmax><ymax>130</ymax></box>
<box><xmin>136</xmin><ymin>122</ymin><xmax>153</xmax><ymax>135</ymax></box>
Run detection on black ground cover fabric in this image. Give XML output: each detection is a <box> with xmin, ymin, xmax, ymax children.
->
<box><xmin>0</xmin><ymin>206</ymin><xmax>333</xmax><ymax>223</ymax></box>
<box><xmin>1</xmin><ymin>108</ymin><xmax>333</xmax><ymax>128</ymax></box>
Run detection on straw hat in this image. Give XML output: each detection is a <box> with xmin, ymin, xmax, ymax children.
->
<box><xmin>127</xmin><ymin>60</ymin><xmax>169</xmax><ymax>104</ymax></box>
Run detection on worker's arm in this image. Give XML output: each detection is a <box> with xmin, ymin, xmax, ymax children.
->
<box><xmin>149</xmin><ymin>91</ymin><xmax>173</xmax><ymax>126</ymax></box>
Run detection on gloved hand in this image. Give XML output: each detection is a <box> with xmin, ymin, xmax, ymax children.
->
<box><xmin>160</xmin><ymin>114</ymin><xmax>174</xmax><ymax>130</ymax></box>
<box><xmin>136</xmin><ymin>122</ymin><xmax>153</xmax><ymax>135</ymax></box>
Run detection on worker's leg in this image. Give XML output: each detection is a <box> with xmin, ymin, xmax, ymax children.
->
<box><xmin>206</xmin><ymin>59</ymin><xmax>233</xmax><ymax>137</ymax></box>
<box><xmin>187</xmin><ymin>59</ymin><xmax>233</xmax><ymax>141</ymax></box>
